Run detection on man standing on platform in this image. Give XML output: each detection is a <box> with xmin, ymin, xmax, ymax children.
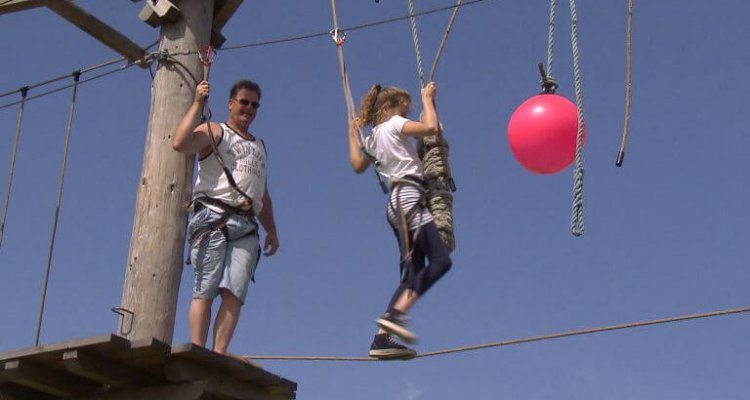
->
<box><xmin>172</xmin><ymin>78</ymin><xmax>278</xmax><ymax>354</ymax></box>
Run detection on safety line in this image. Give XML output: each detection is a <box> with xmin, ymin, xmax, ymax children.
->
<box><xmin>185</xmin><ymin>0</ymin><xmax>492</xmax><ymax>54</ymax></box>
<box><xmin>243</xmin><ymin>306</ymin><xmax>750</xmax><ymax>362</ymax></box>
<box><xmin>428</xmin><ymin>0</ymin><xmax>463</xmax><ymax>83</ymax></box>
<box><xmin>0</xmin><ymin>0</ymin><xmax>490</xmax><ymax>108</ymax></box>
<box><xmin>35</xmin><ymin>71</ymin><xmax>81</xmax><ymax>346</ymax></box>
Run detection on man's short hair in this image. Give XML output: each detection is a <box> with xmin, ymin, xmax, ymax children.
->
<box><xmin>229</xmin><ymin>80</ymin><xmax>262</xmax><ymax>100</ymax></box>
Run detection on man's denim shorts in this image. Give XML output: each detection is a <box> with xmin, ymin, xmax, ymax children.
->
<box><xmin>188</xmin><ymin>205</ymin><xmax>260</xmax><ymax>304</ymax></box>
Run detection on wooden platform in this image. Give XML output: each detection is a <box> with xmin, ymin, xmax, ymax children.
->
<box><xmin>0</xmin><ymin>334</ymin><xmax>296</xmax><ymax>400</ymax></box>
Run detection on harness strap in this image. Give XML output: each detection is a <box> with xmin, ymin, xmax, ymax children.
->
<box><xmin>387</xmin><ymin>176</ymin><xmax>427</xmax><ymax>280</ymax></box>
<box><xmin>188</xmin><ymin>197</ymin><xmax>257</xmax><ymax>249</ymax></box>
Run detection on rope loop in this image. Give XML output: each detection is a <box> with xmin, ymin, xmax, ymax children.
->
<box><xmin>330</xmin><ymin>28</ymin><xmax>347</xmax><ymax>46</ymax></box>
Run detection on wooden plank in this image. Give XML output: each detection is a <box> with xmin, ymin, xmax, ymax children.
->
<box><xmin>1</xmin><ymin>359</ymin><xmax>100</xmax><ymax>398</ymax></box>
<box><xmin>0</xmin><ymin>0</ymin><xmax>45</xmax><ymax>15</ymax></box>
<box><xmin>0</xmin><ymin>334</ymin><xmax>127</xmax><ymax>363</ymax></box>
<box><xmin>61</xmin><ymin>349</ymin><xmax>153</xmax><ymax>387</ymax></box>
<box><xmin>107</xmin><ymin>337</ymin><xmax>171</xmax><ymax>370</ymax></box>
<box><xmin>44</xmin><ymin>0</ymin><xmax>146</xmax><ymax>62</ymax></box>
<box><xmin>168</xmin><ymin>345</ymin><xmax>296</xmax><ymax>398</ymax></box>
<box><xmin>81</xmin><ymin>381</ymin><xmax>208</xmax><ymax>400</ymax></box>
<box><xmin>169</xmin><ymin>344</ymin><xmax>268</xmax><ymax>382</ymax></box>
<box><xmin>166</xmin><ymin>360</ymin><xmax>275</xmax><ymax>400</ymax></box>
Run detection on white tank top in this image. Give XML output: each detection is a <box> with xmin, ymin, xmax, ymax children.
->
<box><xmin>193</xmin><ymin>123</ymin><xmax>267</xmax><ymax>215</ymax></box>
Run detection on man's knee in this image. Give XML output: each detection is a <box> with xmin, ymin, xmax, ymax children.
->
<box><xmin>219</xmin><ymin>288</ymin><xmax>242</xmax><ymax>307</ymax></box>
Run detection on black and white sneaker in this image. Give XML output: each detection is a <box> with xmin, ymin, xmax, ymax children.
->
<box><xmin>376</xmin><ymin>311</ymin><xmax>417</xmax><ymax>343</ymax></box>
<box><xmin>369</xmin><ymin>334</ymin><xmax>417</xmax><ymax>360</ymax></box>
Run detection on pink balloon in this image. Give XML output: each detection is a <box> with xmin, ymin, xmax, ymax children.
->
<box><xmin>507</xmin><ymin>94</ymin><xmax>585</xmax><ymax>174</ymax></box>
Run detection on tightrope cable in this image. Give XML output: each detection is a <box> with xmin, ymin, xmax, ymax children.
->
<box><xmin>243</xmin><ymin>306</ymin><xmax>750</xmax><ymax>362</ymax></box>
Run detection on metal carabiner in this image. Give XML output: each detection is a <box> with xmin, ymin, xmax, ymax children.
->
<box><xmin>329</xmin><ymin>28</ymin><xmax>347</xmax><ymax>46</ymax></box>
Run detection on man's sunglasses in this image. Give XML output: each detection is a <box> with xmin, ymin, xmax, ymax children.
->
<box><xmin>234</xmin><ymin>98</ymin><xmax>260</xmax><ymax>109</ymax></box>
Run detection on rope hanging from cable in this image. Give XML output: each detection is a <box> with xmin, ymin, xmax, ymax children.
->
<box><xmin>35</xmin><ymin>71</ymin><xmax>81</xmax><ymax>346</ymax></box>
<box><xmin>403</xmin><ymin>0</ymin><xmax>461</xmax><ymax>252</ymax></box>
<box><xmin>617</xmin><ymin>0</ymin><xmax>634</xmax><ymax>167</ymax></box>
<box><xmin>544</xmin><ymin>0</ymin><xmax>586</xmax><ymax>236</ymax></box>
<box><xmin>329</xmin><ymin>0</ymin><xmax>389</xmax><ymax>193</ymax></box>
<box><xmin>0</xmin><ymin>86</ymin><xmax>28</xmax><ymax>250</ymax></box>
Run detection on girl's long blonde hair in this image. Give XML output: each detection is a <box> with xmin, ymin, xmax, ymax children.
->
<box><xmin>356</xmin><ymin>84</ymin><xmax>411</xmax><ymax>127</ymax></box>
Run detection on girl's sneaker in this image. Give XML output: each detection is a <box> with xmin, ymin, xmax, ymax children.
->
<box><xmin>369</xmin><ymin>334</ymin><xmax>416</xmax><ymax>359</ymax></box>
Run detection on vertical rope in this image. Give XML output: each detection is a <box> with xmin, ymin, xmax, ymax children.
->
<box><xmin>35</xmin><ymin>71</ymin><xmax>80</xmax><ymax>346</ymax></box>
<box><xmin>616</xmin><ymin>0</ymin><xmax>633</xmax><ymax>167</ymax></box>
<box><xmin>568</xmin><ymin>0</ymin><xmax>585</xmax><ymax>236</ymax></box>
<box><xmin>546</xmin><ymin>0</ymin><xmax>557</xmax><ymax>77</ymax></box>
<box><xmin>0</xmin><ymin>86</ymin><xmax>28</xmax><ymax>249</ymax></box>
<box><xmin>406</xmin><ymin>0</ymin><xmax>426</xmax><ymax>88</ymax></box>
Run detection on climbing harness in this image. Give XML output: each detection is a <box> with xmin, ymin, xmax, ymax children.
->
<box><xmin>616</xmin><ymin>0</ymin><xmax>634</xmax><ymax>167</ymax></box>
<box><xmin>35</xmin><ymin>71</ymin><xmax>81</xmax><ymax>346</ymax></box>
<box><xmin>387</xmin><ymin>176</ymin><xmax>427</xmax><ymax>269</ymax></box>
<box><xmin>187</xmin><ymin>196</ymin><xmax>257</xmax><ymax>250</ymax></box>
<box><xmin>544</xmin><ymin>0</ymin><xmax>587</xmax><ymax>236</ymax></box>
<box><xmin>0</xmin><ymin>86</ymin><xmax>28</xmax><ymax>249</ymax></box>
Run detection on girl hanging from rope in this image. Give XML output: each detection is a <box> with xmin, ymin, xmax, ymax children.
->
<box><xmin>348</xmin><ymin>81</ymin><xmax>452</xmax><ymax>359</ymax></box>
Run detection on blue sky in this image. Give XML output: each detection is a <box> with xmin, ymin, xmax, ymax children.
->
<box><xmin>1</xmin><ymin>1</ymin><xmax>749</xmax><ymax>399</ymax></box>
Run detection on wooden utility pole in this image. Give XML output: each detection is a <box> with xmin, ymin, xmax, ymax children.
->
<box><xmin>119</xmin><ymin>0</ymin><xmax>216</xmax><ymax>344</ymax></box>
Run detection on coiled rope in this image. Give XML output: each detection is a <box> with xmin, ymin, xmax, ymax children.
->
<box><xmin>0</xmin><ymin>86</ymin><xmax>28</xmax><ymax>249</ymax></box>
<box><xmin>35</xmin><ymin>71</ymin><xmax>81</xmax><ymax>346</ymax></box>
<box><xmin>404</xmin><ymin>0</ymin><xmax>460</xmax><ymax>252</ymax></box>
<box><xmin>616</xmin><ymin>0</ymin><xmax>633</xmax><ymax>167</ymax></box>
<box><xmin>242</xmin><ymin>306</ymin><xmax>750</xmax><ymax>362</ymax></box>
